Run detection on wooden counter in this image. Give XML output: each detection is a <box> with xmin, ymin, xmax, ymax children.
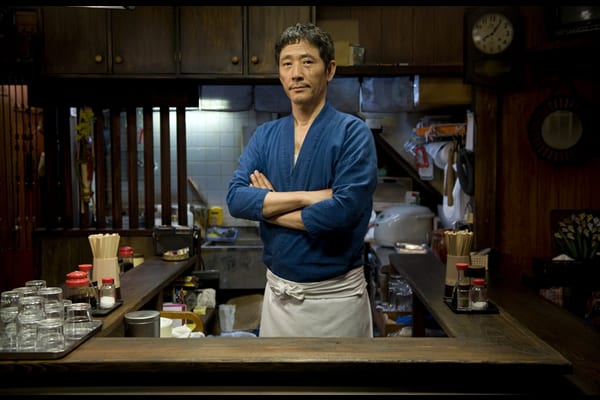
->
<box><xmin>95</xmin><ymin>255</ymin><xmax>199</xmax><ymax>337</ymax></box>
<box><xmin>0</xmin><ymin>253</ymin><xmax>576</xmax><ymax>395</ymax></box>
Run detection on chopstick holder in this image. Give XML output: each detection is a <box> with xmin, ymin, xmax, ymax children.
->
<box><xmin>93</xmin><ymin>257</ymin><xmax>120</xmax><ymax>289</ymax></box>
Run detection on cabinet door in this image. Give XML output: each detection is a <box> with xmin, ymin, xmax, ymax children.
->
<box><xmin>412</xmin><ymin>6</ymin><xmax>463</xmax><ymax>66</ymax></box>
<box><xmin>179</xmin><ymin>6</ymin><xmax>244</xmax><ymax>75</ymax></box>
<box><xmin>247</xmin><ymin>6</ymin><xmax>313</xmax><ymax>75</ymax></box>
<box><xmin>111</xmin><ymin>6</ymin><xmax>176</xmax><ymax>75</ymax></box>
<box><xmin>42</xmin><ymin>6</ymin><xmax>109</xmax><ymax>75</ymax></box>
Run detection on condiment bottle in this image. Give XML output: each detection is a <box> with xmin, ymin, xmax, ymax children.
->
<box><xmin>469</xmin><ymin>278</ymin><xmax>488</xmax><ymax>310</ymax></box>
<box><xmin>118</xmin><ymin>246</ymin><xmax>134</xmax><ymax>275</ymax></box>
<box><xmin>65</xmin><ymin>271</ymin><xmax>93</xmax><ymax>308</ymax></box>
<box><xmin>78</xmin><ymin>263</ymin><xmax>99</xmax><ymax>308</ymax></box>
<box><xmin>99</xmin><ymin>277</ymin><xmax>116</xmax><ymax>309</ymax></box>
<box><xmin>453</xmin><ymin>262</ymin><xmax>470</xmax><ymax>311</ymax></box>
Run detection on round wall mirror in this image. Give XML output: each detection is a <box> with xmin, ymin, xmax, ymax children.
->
<box><xmin>528</xmin><ymin>95</ymin><xmax>591</xmax><ymax>164</ymax></box>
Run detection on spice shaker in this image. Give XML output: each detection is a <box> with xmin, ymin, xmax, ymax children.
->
<box><xmin>99</xmin><ymin>277</ymin><xmax>116</xmax><ymax>309</ymax></box>
<box><xmin>469</xmin><ymin>278</ymin><xmax>488</xmax><ymax>310</ymax></box>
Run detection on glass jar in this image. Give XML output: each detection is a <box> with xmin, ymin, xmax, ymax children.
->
<box><xmin>469</xmin><ymin>278</ymin><xmax>488</xmax><ymax>310</ymax></box>
<box><xmin>99</xmin><ymin>277</ymin><xmax>116</xmax><ymax>309</ymax></box>
<box><xmin>65</xmin><ymin>271</ymin><xmax>92</xmax><ymax>307</ymax></box>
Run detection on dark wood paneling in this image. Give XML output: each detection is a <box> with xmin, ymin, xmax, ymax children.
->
<box><xmin>110</xmin><ymin>108</ymin><xmax>122</xmax><ymax>229</ymax></box>
<box><xmin>159</xmin><ymin>106</ymin><xmax>171</xmax><ymax>226</ymax></box>
<box><xmin>143</xmin><ymin>106</ymin><xmax>155</xmax><ymax>229</ymax></box>
<box><xmin>93</xmin><ymin>107</ymin><xmax>106</xmax><ymax>229</ymax></box>
<box><xmin>474</xmin><ymin>8</ymin><xmax>600</xmax><ymax>286</ymax></box>
<box><xmin>126</xmin><ymin>107</ymin><xmax>138</xmax><ymax>228</ymax></box>
<box><xmin>176</xmin><ymin>106</ymin><xmax>187</xmax><ymax>226</ymax></box>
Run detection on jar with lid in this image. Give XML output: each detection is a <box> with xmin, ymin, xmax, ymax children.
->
<box><xmin>469</xmin><ymin>278</ymin><xmax>488</xmax><ymax>310</ymax></box>
<box><xmin>65</xmin><ymin>271</ymin><xmax>94</xmax><ymax>308</ymax></box>
<box><xmin>453</xmin><ymin>262</ymin><xmax>470</xmax><ymax>311</ymax></box>
<box><xmin>99</xmin><ymin>277</ymin><xmax>116</xmax><ymax>309</ymax></box>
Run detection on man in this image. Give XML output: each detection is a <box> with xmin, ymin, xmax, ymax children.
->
<box><xmin>226</xmin><ymin>22</ymin><xmax>378</xmax><ymax>337</ymax></box>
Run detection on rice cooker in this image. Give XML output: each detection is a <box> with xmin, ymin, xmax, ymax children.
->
<box><xmin>374</xmin><ymin>204</ymin><xmax>435</xmax><ymax>247</ymax></box>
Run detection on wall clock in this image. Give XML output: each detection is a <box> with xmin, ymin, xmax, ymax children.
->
<box><xmin>464</xmin><ymin>7</ymin><xmax>522</xmax><ymax>87</ymax></box>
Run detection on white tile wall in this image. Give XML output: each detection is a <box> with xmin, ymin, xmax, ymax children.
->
<box><xmin>149</xmin><ymin>107</ymin><xmax>263</xmax><ymax>227</ymax></box>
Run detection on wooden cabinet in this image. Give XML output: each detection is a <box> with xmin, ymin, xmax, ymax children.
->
<box><xmin>42</xmin><ymin>6</ymin><xmax>176</xmax><ymax>76</ymax></box>
<box><xmin>246</xmin><ymin>6</ymin><xmax>313</xmax><ymax>75</ymax></box>
<box><xmin>179</xmin><ymin>6</ymin><xmax>313</xmax><ymax>76</ymax></box>
<box><xmin>111</xmin><ymin>6</ymin><xmax>176</xmax><ymax>75</ymax></box>
<box><xmin>317</xmin><ymin>6</ymin><xmax>463</xmax><ymax>67</ymax></box>
<box><xmin>178</xmin><ymin>6</ymin><xmax>243</xmax><ymax>75</ymax></box>
<box><xmin>42</xmin><ymin>7</ymin><xmax>109</xmax><ymax>74</ymax></box>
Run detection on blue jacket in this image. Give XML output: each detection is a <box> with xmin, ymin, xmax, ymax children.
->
<box><xmin>227</xmin><ymin>103</ymin><xmax>378</xmax><ymax>282</ymax></box>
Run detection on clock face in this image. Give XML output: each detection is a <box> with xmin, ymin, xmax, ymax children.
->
<box><xmin>471</xmin><ymin>12</ymin><xmax>514</xmax><ymax>55</ymax></box>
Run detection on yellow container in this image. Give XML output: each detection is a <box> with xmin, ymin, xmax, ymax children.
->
<box><xmin>209</xmin><ymin>206</ymin><xmax>223</xmax><ymax>226</ymax></box>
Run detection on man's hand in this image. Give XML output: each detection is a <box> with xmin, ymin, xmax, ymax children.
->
<box><xmin>249</xmin><ymin>170</ymin><xmax>333</xmax><ymax>229</ymax></box>
<box><xmin>250</xmin><ymin>170</ymin><xmax>275</xmax><ymax>192</ymax></box>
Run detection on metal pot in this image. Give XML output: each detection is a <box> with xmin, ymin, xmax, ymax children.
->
<box><xmin>374</xmin><ymin>204</ymin><xmax>435</xmax><ymax>247</ymax></box>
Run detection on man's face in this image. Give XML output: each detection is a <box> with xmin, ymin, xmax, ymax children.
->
<box><xmin>278</xmin><ymin>40</ymin><xmax>335</xmax><ymax>107</ymax></box>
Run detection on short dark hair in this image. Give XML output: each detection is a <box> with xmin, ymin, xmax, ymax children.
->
<box><xmin>274</xmin><ymin>22</ymin><xmax>335</xmax><ymax>66</ymax></box>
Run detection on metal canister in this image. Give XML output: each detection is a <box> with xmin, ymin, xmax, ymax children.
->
<box><xmin>124</xmin><ymin>310</ymin><xmax>160</xmax><ymax>337</ymax></box>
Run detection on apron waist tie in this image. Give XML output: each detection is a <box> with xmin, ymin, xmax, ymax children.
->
<box><xmin>266</xmin><ymin>266</ymin><xmax>366</xmax><ymax>301</ymax></box>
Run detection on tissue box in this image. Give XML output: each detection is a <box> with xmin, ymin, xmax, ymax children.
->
<box><xmin>153</xmin><ymin>225</ymin><xmax>199</xmax><ymax>256</ymax></box>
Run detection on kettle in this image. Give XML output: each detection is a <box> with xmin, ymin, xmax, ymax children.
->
<box><xmin>374</xmin><ymin>204</ymin><xmax>435</xmax><ymax>247</ymax></box>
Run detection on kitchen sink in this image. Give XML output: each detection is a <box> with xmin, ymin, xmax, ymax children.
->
<box><xmin>200</xmin><ymin>226</ymin><xmax>266</xmax><ymax>289</ymax></box>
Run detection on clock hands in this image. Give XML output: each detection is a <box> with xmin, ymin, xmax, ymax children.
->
<box><xmin>482</xmin><ymin>21</ymin><xmax>501</xmax><ymax>41</ymax></box>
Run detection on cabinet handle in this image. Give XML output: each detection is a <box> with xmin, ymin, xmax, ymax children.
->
<box><xmin>250</xmin><ymin>55</ymin><xmax>259</xmax><ymax>65</ymax></box>
<box><xmin>114</xmin><ymin>55</ymin><xmax>124</xmax><ymax>65</ymax></box>
<box><xmin>94</xmin><ymin>54</ymin><xmax>103</xmax><ymax>64</ymax></box>
<box><xmin>231</xmin><ymin>56</ymin><xmax>239</xmax><ymax>65</ymax></box>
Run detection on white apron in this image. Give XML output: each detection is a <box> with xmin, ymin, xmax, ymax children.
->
<box><xmin>259</xmin><ymin>266</ymin><xmax>373</xmax><ymax>337</ymax></box>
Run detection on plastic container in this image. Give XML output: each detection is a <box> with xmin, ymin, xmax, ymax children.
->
<box><xmin>124</xmin><ymin>310</ymin><xmax>160</xmax><ymax>337</ymax></box>
<box><xmin>209</xmin><ymin>206</ymin><xmax>223</xmax><ymax>226</ymax></box>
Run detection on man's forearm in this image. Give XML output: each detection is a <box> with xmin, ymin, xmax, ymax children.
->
<box><xmin>266</xmin><ymin>209</ymin><xmax>305</xmax><ymax>230</ymax></box>
<box><xmin>262</xmin><ymin>189</ymin><xmax>332</xmax><ymax>218</ymax></box>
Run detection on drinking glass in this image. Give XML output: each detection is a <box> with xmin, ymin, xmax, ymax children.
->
<box><xmin>64</xmin><ymin>303</ymin><xmax>93</xmax><ymax>340</ymax></box>
<box><xmin>25</xmin><ymin>279</ymin><xmax>47</xmax><ymax>294</ymax></box>
<box><xmin>17</xmin><ymin>311</ymin><xmax>44</xmax><ymax>351</ymax></box>
<box><xmin>36</xmin><ymin>318</ymin><xmax>65</xmax><ymax>352</ymax></box>
<box><xmin>1</xmin><ymin>290</ymin><xmax>21</xmax><ymax>351</ymax></box>
<box><xmin>13</xmin><ymin>286</ymin><xmax>38</xmax><ymax>298</ymax></box>
<box><xmin>17</xmin><ymin>295</ymin><xmax>46</xmax><ymax>317</ymax></box>
<box><xmin>43</xmin><ymin>302</ymin><xmax>65</xmax><ymax>321</ymax></box>
<box><xmin>38</xmin><ymin>287</ymin><xmax>63</xmax><ymax>305</ymax></box>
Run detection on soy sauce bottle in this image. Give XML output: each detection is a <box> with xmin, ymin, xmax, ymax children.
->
<box><xmin>65</xmin><ymin>270</ymin><xmax>96</xmax><ymax>309</ymax></box>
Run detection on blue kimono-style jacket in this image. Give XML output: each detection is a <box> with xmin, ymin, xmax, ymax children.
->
<box><xmin>226</xmin><ymin>102</ymin><xmax>378</xmax><ymax>282</ymax></box>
